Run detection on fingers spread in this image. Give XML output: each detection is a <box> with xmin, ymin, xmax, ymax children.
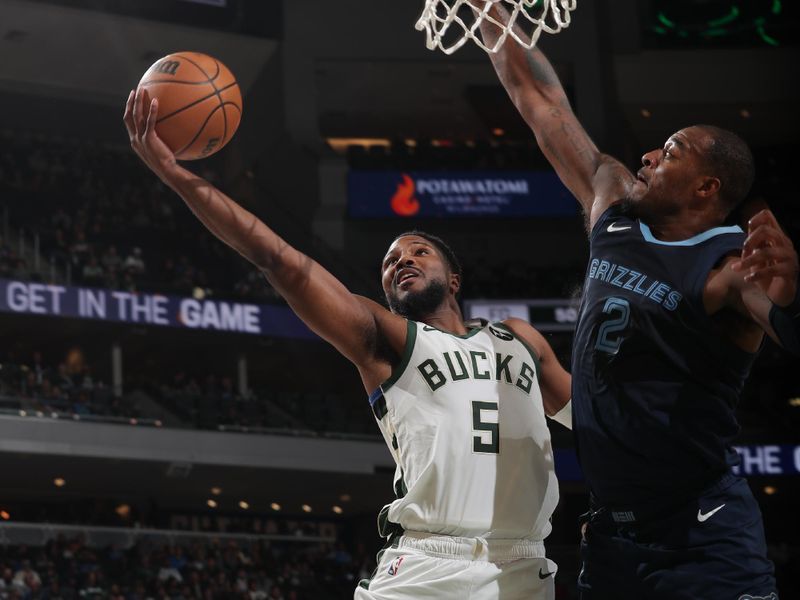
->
<box><xmin>739</xmin><ymin>247</ymin><xmax>784</xmax><ymax>270</ymax></box>
<box><xmin>748</xmin><ymin>209</ymin><xmax>780</xmax><ymax>233</ymax></box>
<box><xmin>123</xmin><ymin>90</ymin><xmax>136</xmax><ymax>137</ymax></box>
<box><xmin>743</xmin><ymin>224</ymin><xmax>788</xmax><ymax>256</ymax></box>
<box><xmin>144</xmin><ymin>98</ymin><xmax>158</xmax><ymax>137</ymax></box>
<box><xmin>744</xmin><ymin>264</ymin><xmax>791</xmax><ymax>283</ymax></box>
<box><xmin>133</xmin><ymin>87</ymin><xmax>143</xmax><ymax>135</ymax></box>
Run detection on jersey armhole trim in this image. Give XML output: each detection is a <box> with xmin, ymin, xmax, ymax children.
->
<box><xmin>589</xmin><ymin>203</ymin><xmax>623</xmax><ymax>242</ymax></box>
<box><xmin>493</xmin><ymin>322</ymin><xmax>542</xmax><ymax>382</ymax></box>
<box><xmin>380</xmin><ymin>319</ymin><xmax>417</xmax><ymax>392</ymax></box>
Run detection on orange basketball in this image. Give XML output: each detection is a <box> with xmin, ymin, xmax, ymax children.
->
<box><xmin>138</xmin><ymin>52</ymin><xmax>242</xmax><ymax>160</ymax></box>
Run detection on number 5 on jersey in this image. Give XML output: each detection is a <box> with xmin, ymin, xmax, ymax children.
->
<box><xmin>472</xmin><ymin>401</ymin><xmax>499</xmax><ymax>454</ymax></box>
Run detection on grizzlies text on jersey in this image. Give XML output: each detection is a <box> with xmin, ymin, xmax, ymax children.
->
<box><xmin>572</xmin><ymin>205</ymin><xmax>757</xmax><ymax>508</ymax></box>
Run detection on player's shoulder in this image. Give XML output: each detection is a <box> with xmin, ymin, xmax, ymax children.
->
<box><xmin>499</xmin><ymin>318</ymin><xmax>545</xmax><ymax>359</ymax></box>
<box><xmin>588</xmin><ymin>155</ymin><xmax>635</xmax><ymax>230</ymax></box>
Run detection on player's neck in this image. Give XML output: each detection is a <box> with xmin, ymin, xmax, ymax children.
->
<box><xmin>644</xmin><ymin>211</ymin><xmax>723</xmax><ymax>242</ymax></box>
<box><xmin>419</xmin><ymin>305</ymin><xmax>468</xmax><ymax>335</ymax></box>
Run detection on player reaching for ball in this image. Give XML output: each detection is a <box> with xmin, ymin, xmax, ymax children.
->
<box><xmin>138</xmin><ymin>52</ymin><xmax>242</xmax><ymax>160</ymax></box>
<box><xmin>124</xmin><ymin>87</ymin><xmax>572</xmax><ymax>599</ymax></box>
<box><xmin>479</xmin><ymin>4</ymin><xmax>798</xmax><ymax>599</ymax></box>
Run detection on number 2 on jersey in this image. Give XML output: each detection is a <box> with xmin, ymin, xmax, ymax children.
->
<box><xmin>595</xmin><ymin>297</ymin><xmax>630</xmax><ymax>354</ymax></box>
<box><xmin>472</xmin><ymin>401</ymin><xmax>499</xmax><ymax>454</ymax></box>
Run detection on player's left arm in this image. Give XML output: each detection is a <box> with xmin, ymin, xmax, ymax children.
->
<box><xmin>736</xmin><ymin>209</ymin><xmax>800</xmax><ymax>354</ymax></box>
<box><xmin>708</xmin><ymin>210</ymin><xmax>800</xmax><ymax>354</ymax></box>
<box><xmin>503</xmin><ymin>318</ymin><xmax>571</xmax><ymax>418</ymax></box>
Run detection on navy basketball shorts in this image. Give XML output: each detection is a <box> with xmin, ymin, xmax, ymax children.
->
<box><xmin>577</xmin><ymin>474</ymin><xmax>778</xmax><ymax>600</ymax></box>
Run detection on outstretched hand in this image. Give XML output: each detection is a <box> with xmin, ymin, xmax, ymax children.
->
<box><xmin>122</xmin><ymin>87</ymin><xmax>180</xmax><ymax>182</ymax></box>
<box><xmin>732</xmin><ymin>209</ymin><xmax>799</xmax><ymax>307</ymax></box>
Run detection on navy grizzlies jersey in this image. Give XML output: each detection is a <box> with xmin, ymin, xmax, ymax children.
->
<box><xmin>572</xmin><ymin>205</ymin><xmax>757</xmax><ymax>508</ymax></box>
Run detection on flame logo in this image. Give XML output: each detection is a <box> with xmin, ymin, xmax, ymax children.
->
<box><xmin>390</xmin><ymin>174</ymin><xmax>420</xmax><ymax>217</ymax></box>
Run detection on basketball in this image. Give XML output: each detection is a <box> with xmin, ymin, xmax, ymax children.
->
<box><xmin>138</xmin><ymin>52</ymin><xmax>242</xmax><ymax>160</ymax></box>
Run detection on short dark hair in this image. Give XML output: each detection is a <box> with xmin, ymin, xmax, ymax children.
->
<box><xmin>393</xmin><ymin>230</ymin><xmax>462</xmax><ymax>276</ymax></box>
<box><xmin>695</xmin><ymin>125</ymin><xmax>755</xmax><ymax>211</ymax></box>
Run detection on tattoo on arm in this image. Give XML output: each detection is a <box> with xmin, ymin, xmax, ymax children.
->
<box><xmin>178</xmin><ymin>177</ymin><xmax>300</xmax><ymax>275</ymax></box>
<box><xmin>539</xmin><ymin>118</ymin><xmax>596</xmax><ymax>173</ymax></box>
<box><xmin>525</xmin><ymin>49</ymin><xmax>560</xmax><ymax>87</ymax></box>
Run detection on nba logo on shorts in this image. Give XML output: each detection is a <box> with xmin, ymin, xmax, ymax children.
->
<box><xmin>387</xmin><ymin>556</ymin><xmax>405</xmax><ymax>576</ymax></box>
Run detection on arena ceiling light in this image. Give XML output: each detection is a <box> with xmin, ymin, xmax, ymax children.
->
<box><xmin>53</xmin><ymin>478</ymin><xmax>66</xmax><ymax>488</ymax></box>
<box><xmin>332</xmin><ymin>506</ymin><xmax>344</xmax><ymax>515</ymax></box>
<box><xmin>301</xmin><ymin>504</ymin><xmax>312</xmax><ymax>513</ymax></box>
<box><xmin>326</xmin><ymin>137</ymin><xmax>391</xmax><ymax>154</ymax></box>
<box><xmin>207</xmin><ymin>499</ymin><xmax>218</xmax><ymax>508</ymax></box>
<box><xmin>270</xmin><ymin>503</ymin><xmax>281</xmax><ymax>511</ymax></box>
<box><xmin>238</xmin><ymin>501</ymin><xmax>250</xmax><ymax>510</ymax></box>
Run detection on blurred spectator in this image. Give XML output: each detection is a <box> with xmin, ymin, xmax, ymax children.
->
<box><xmin>0</xmin><ymin>535</ymin><xmax>373</xmax><ymax>600</ymax></box>
<box><xmin>11</xmin><ymin>560</ymin><xmax>41</xmax><ymax>595</ymax></box>
<box><xmin>81</xmin><ymin>257</ymin><xmax>105</xmax><ymax>287</ymax></box>
<box><xmin>157</xmin><ymin>557</ymin><xmax>182</xmax><ymax>584</ymax></box>
<box><xmin>77</xmin><ymin>571</ymin><xmax>104</xmax><ymax>599</ymax></box>
<box><xmin>70</xmin><ymin>230</ymin><xmax>92</xmax><ymax>267</ymax></box>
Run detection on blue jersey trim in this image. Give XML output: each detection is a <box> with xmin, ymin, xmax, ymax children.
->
<box><xmin>368</xmin><ymin>388</ymin><xmax>383</xmax><ymax>407</ymax></box>
<box><xmin>369</xmin><ymin>388</ymin><xmax>388</xmax><ymax>420</ymax></box>
<box><xmin>639</xmin><ymin>221</ymin><xmax>743</xmax><ymax>246</ymax></box>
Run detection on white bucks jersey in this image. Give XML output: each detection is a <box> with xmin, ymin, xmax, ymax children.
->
<box><xmin>369</xmin><ymin>320</ymin><xmax>558</xmax><ymax>541</ymax></box>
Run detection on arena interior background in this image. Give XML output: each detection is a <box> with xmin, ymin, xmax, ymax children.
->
<box><xmin>0</xmin><ymin>0</ymin><xmax>797</xmax><ymax>598</ymax></box>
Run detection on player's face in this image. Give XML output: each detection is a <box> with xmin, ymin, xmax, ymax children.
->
<box><xmin>629</xmin><ymin>127</ymin><xmax>712</xmax><ymax>219</ymax></box>
<box><xmin>381</xmin><ymin>236</ymin><xmax>451</xmax><ymax>318</ymax></box>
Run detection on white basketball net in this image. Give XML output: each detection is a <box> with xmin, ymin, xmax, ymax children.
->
<box><xmin>415</xmin><ymin>0</ymin><xmax>577</xmax><ymax>55</ymax></box>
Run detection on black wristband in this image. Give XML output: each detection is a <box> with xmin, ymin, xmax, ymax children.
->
<box><xmin>769</xmin><ymin>298</ymin><xmax>800</xmax><ymax>356</ymax></box>
<box><xmin>785</xmin><ymin>284</ymin><xmax>800</xmax><ymax>317</ymax></box>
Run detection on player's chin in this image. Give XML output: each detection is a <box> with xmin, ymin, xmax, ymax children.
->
<box><xmin>630</xmin><ymin>181</ymin><xmax>649</xmax><ymax>201</ymax></box>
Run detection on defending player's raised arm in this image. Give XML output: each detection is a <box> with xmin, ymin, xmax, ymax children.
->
<box><xmin>123</xmin><ymin>88</ymin><xmax>406</xmax><ymax>372</ymax></box>
<box><xmin>502</xmin><ymin>318</ymin><xmax>571</xmax><ymax>417</ymax></box>
<box><xmin>479</xmin><ymin>4</ymin><xmax>634</xmax><ymax>226</ymax></box>
<box><xmin>731</xmin><ymin>210</ymin><xmax>800</xmax><ymax>355</ymax></box>
<box><xmin>704</xmin><ymin>210</ymin><xmax>799</xmax><ymax>355</ymax></box>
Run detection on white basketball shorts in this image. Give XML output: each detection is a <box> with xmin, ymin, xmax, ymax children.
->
<box><xmin>354</xmin><ymin>531</ymin><xmax>557</xmax><ymax>600</ymax></box>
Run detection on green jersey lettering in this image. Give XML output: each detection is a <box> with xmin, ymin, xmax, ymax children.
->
<box><xmin>418</xmin><ymin>358</ymin><xmax>447</xmax><ymax>391</ymax></box>
<box><xmin>495</xmin><ymin>353</ymin><xmax>513</xmax><ymax>384</ymax></box>
<box><xmin>470</xmin><ymin>351</ymin><xmax>491</xmax><ymax>380</ymax></box>
<box><xmin>443</xmin><ymin>351</ymin><xmax>469</xmax><ymax>381</ymax></box>
<box><xmin>515</xmin><ymin>362</ymin><xmax>534</xmax><ymax>394</ymax></box>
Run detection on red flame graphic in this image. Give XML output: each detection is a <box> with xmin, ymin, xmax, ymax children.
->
<box><xmin>390</xmin><ymin>174</ymin><xmax>420</xmax><ymax>217</ymax></box>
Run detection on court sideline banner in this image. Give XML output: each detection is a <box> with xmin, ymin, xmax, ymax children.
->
<box><xmin>0</xmin><ymin>278</ymin><xmax>316</xmax><ymax>339</ymax></box>
<box><xmin>348</xmin><ymin>170</ymin><xmax>576</xmax><ymax>218</ymax></box>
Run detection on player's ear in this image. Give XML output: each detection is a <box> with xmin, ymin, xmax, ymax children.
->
<box><xmin>450</xmin><ymin>272</ymin><xmax>461</xmax><ymax>295</ymax></box>
<box><xmin>696</xmin><ymin>176</ymin><xmax>721</xmax><ymax>199</ymax></box>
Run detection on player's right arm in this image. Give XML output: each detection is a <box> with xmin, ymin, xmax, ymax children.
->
<box><xmin>123</xmin><ymin>89</ymin><xmax>405</xmax><ymax>385</ymax></box>
<box><xmin>479</xmin><ymin>4</ymin><xmax>635</xmax><ymax>228</ymax></box>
